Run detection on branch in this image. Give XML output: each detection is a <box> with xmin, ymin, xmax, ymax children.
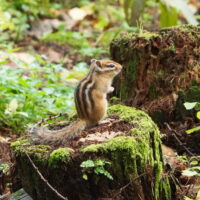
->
<box><xmin>164</xmin><ymin>122</ymin><xmax>194</xmax><ymax>157</ymax></box>
<box><xmin>29</xmin><ymin>113</ymin><xmax>68</xmax><ymax>134</ymax></box>
<box><xmin>113</xmin><ymin>173</ymin><xmax>146</xmax><ymax>198</ymax></box>
<box><xmin>25</xmin><ymin>152</ymin><xmax>68</xmax><ymax>200</ymax></box>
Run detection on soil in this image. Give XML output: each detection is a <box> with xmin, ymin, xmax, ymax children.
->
<box><xmin>41</xmin><ymin>116</ymin><xmax>133</xmax><ymax>150</ymax></box>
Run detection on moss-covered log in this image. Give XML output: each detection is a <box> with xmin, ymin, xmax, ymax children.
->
<box><xmin>110</xmin><ymin>25</ymin><xmax>200</xmax><ymax>123</ymax></box>
<box><xmin>12</xmin><ymin>105</ymin><xmax>172</xmax><ymax>200</ymax></box>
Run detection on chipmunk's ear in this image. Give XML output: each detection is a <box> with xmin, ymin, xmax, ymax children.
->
<box><xmin>93</xmin><ymin>60</ymin><xmax>103</xmax><ymax>72</ymax></box>
<box><xmin>95</xmin><ymin>60</ymin><xmax>102</xmax><ymax>68</ymax></box>
<box><xmin>90</xmin><ymin>59</ymin><xmax>96</xmax><ymax>64</ymax></box>
<box><xmin>91</xmin><ymin>59</ymin><xmax>101</xmax><ymax>67</ymax></box>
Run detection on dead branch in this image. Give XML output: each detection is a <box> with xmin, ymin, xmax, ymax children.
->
<box><xmin>113</xmin><ymin>172</ymin><xmax>146</xmax><ymax>198</ymax></box>
<box><xmin>25</xmin><ymin>152</ymin><xmax>68</xmax><ymax>200</ymax></box>
<box><xmin>164</xmin><ymin>123</ymin><xmax>194</xmax><ymax>157</ymax></box>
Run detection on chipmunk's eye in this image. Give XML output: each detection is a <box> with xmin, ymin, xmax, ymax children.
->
<box><xmin>107</xmin><ymin>64</ymin><xmax>115</xmax><ymax>68</ymax></box>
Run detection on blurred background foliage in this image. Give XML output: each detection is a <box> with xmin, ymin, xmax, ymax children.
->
<box><xmin>0</xmin><ymin>0</ymin><xmax>198</xmax><ymax>43</ymax></box>
<box><xmin>0</xmin><ymin>0</ymin><xmax>199</xmax><ymax>133</ymax></box>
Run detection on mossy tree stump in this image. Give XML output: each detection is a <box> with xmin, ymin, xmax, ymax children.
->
<box><xmin>110</xmin><ymin>25</ymin><xmax>200</xmax><ymax>124</ymax></box>
<box><xmin>12</xmin><ymin>105</ymin><xmax>172</xmax><ymax>200</ymax></box>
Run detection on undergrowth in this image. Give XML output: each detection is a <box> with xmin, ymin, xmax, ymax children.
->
<box><xmin>0</xmin><ymin>52</ymin><xmax>88</xmax><ymax>133</ymax></box>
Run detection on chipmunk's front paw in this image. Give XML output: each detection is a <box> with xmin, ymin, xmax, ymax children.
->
<box><xmin>108</xmin><ymin>86</ymin><xmax>114</xmax><ymax>93</ymax></box>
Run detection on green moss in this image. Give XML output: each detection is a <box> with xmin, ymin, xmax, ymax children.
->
<box><xmin>108</xmin><ymin>104</ymin><xmax>159</xmax><ymax>135</ymax></box>
<box><xmin>113</xmin><ymin>31</ymin><xmax>160</xmax><ymax>42</ymax></box>
<box><xmin>161</xmin><ymin>178</ymin><xmax>171</xmax><ymax>200</ymax></box>
<box><xmin>27</xmin><ymin>145</ymin><xmax>50</xmax><ymax>164</ymax></box>
<box><xmin>48</xmin><ymin>148</ymin><xmax>72</xmax><ymax>168</ymax></box>
<box><xmin>83</xmin><ymin>136</ymin><xmax>137</xmax><ymax>153</ymax></box>
<box><xmin>11</xmin><ymin>138</ymin><xmax>31</xmax><ymax>156</ymax></box>
<box><xmin>11</xmin><ymin>138</ymin><xmax>30</xmax><ymax>147</ymax></box>
<box><xmin>137</xmin><ymin>31</ymin><xmax>159</xmax><ymax>40</ymax></box>
<box><xmin>11</xmin><ymin>138</ymin><xmax>50</xmax><ymax>165</ymax></box>
<box><xmin>177</xmin><ymin>24</ymin><xmax>200</xmax><ymax>38</ymax></box>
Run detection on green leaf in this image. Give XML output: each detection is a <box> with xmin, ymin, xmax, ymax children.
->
<box><xmin>94</xmin><ymin>167</ymin><xmax>113</xmax><ymax>180</ymax></box>
<box><xmin>184</xmin><ymin>102</ymin><xmax>197</xmax><ymax>110</ymax></box>
<box><xmin>95</xmin><ymin>159</ymin><xmax>105</xmax><ymax>166</ymax></box>
<box><xmin>80</xmin><ymin>160</ymin><xmax>95</xmax><ymax>168</ymax></box>
<box><xmin>0</xmin><ymin>163</ymin><xmax>9</xmax><ymax>172</ymax></box>
<box><xmin>82</xmin><ymin>173</ymin><xmax>88</xmax><ymax>180</ymax></box>
<box><xmin>190</xmin><ymin>160</ymin><xmax>198</xmax><ymax>165</ymax></box>
<box><xmin>0</xmin><ymin>60</ymin><xmax>9</xmax><ymax>65</ymax></box>
<box><xmin>197</xmin><ymin>111</ymin><xmax>200</xmax><ymax>120</ymax></box>
<box><xmin>186</xmin><ymin>126</ymin><xmax>200</xmax><ymax>134</ymax></box>
<box><xmin>184</xmin><ymin>196</ymin><xmax>193</xmax><ymax>200</ymax></box>
<box><xmin>190</xmin><ymin>166</ymin><xmax>200</xmax><ymax>170</ymax></box>
<box><xmin>6</xmin><ymin>48</ymin><xmax>21</xmax><ymax>53</ymax></box>
<box><xmin>5</xmin><ymin>99</ymin><xmax>18</xmax><ymax>114</ymax></box>
<box><xmin>159</xmin><ymin>2</ymin><xmax>178</xmax><ymax>28</ymax></box>
<box><xmin>161</xmin><ymin>0</ymin><xmax>198</xmax><ymax>25</ymax></box>
<box><xmin>16</xmin><ymin>112</ymin><xmax>29</xmax><ymax>117</ymax></box>
<box><xmin>182</xmin><ymin>169</ymin><xmax>197</xmax><ymax>176</ymax></box>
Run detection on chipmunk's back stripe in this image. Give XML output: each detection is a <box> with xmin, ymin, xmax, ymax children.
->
<box><xmin>74</xmin><ymin>91</ymin><xmax>81</xmax><ymax>117</ymax></box>
<box><xmin>75</xmin><ymin>81</ymin><xmax>84</xmax><ymax>118</ymax></box>
<box><xmin>88</xmin><ymin>83</ymin><xmax>95</xmax><ymax>110</ymax></box>
<box><xmin>81</xmin><ymin>68</ymin><xmax>95</xmax><ymax>117</ymax></box>
<box><xmin>82</xmin><ymin>80</ymin><xmax>90</xmax><ymax>117</ymax></box>
<box><xmin>88</xmin><ymin>68</ymin><xmax>95</xmax><ymax>112</ymax></box>
<box><xmin>75</xmin><ymin>69</ymin><xmax>90</xmax><ymax>118</ymax></box>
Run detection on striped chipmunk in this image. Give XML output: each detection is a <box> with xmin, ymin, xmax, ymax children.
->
<box><xmin>31</xmin><ymin>59</ymin><xmax>123</xmax><ymax>143</ymax></box>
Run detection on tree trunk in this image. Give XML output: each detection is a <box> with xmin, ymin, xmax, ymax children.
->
<box><xmin>110</xmin><ymin>25</ymin><xmax>200</xmax><ymax>125</ymax></box>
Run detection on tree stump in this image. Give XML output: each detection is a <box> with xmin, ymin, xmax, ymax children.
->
<box><xmin>110</xmin><ymin>25</ymin><xmax>200</xmax><ymax>124</ymax></box>
<box><xmin>11</xmin><ymin>105</ymin><xmax>172</xmax><ymax>200</ymax></box>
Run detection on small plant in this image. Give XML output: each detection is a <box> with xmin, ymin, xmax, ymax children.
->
<box><xmin>178</xmin><ymin>155</ymin><xmax>200</xmax><ymax>200</ymax></box>
<box><xmin>0</xmin><ymin>163</ymin><xmax>9</xmax><ymax>173</ymax></box>
<box><xmin>80</xmin><ymin>159</ymin><xmax>113</xmax><ymax>180</ymax></box>
<box><xmin>181</xmin><ymin>156</ymin><xmax>200</xmax><ymax>177</ymax></box>
<box><xmin>184</xmin><ymin>102</ymin><xmax>200</xmax><ymax>134</ymax></box>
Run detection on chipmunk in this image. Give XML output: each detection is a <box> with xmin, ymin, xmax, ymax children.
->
<box><xmin>31</xmin><ymin>59</ymin><xmax>122</xmax><ymax>144</ymax></box>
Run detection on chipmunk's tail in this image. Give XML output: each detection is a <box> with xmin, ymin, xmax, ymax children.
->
<box><xmin>30</xmin><ymin>119</ymin><xmax>87</xmax><ymax>144</ymax></box>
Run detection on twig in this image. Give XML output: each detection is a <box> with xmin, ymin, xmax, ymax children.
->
<box><xmin>185</xmin><ymin>183</ymin><xmax>194</xmax><ymax>197</ymax></box>
<box><xmin>29</xmin><ymin>113</ymin><xmax>68</xmax><ymax>133</ymax></box>
<box><xmin>113</xmin><ymin>173</ymin><xmax>146</xmax><ymax>198</ymax></box>
<box><xmin>164</xmin><ymin>123</ymin><xmax>194</xmax><ymax>157</ymax></box>
<box><xmin>37</xmin><ymin>113</ymin><xmax>68</xmax><ymax>126</ymax></box>
<box><xmin>25</xmin><ymin>152</ymin><xmax>68</xmax><ymax>200</ymax></box>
